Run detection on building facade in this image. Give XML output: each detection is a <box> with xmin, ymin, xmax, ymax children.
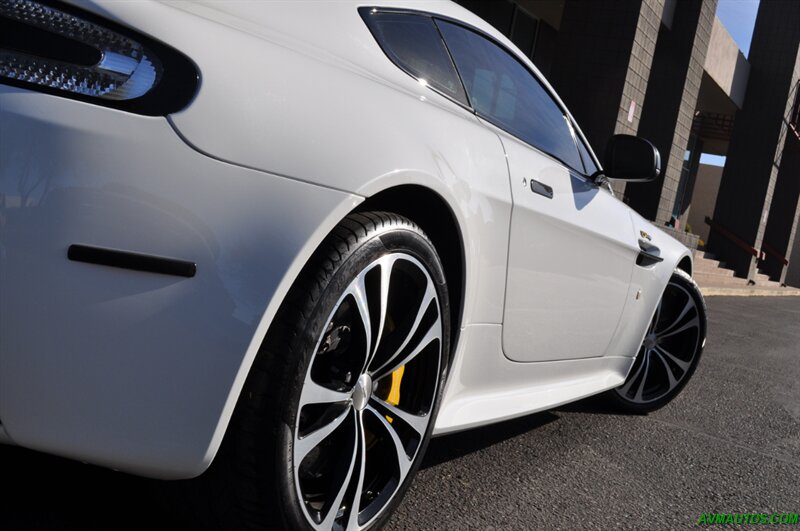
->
<box><xmin>456</xmin><ymin>0</ymin><xmax>800</xmax><ymax>287</ymax></box>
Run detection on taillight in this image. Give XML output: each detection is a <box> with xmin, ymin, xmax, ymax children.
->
<box><xmin>0</xmin><ymin>0</ymin><xmax>198</xmax><ymax>115</ymax></box>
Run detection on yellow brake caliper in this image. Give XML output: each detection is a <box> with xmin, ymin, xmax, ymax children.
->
<box><xmin>364</xmin><ymin>366</ymin><xmax>404</xmax><ymax>450</ymax></box>
<box><xmin>385</xmin><ymin>365</ymin><xmax>404</xmax><ymax>423</ymax></box>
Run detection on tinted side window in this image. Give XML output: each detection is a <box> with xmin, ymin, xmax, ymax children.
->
<box><xmin>364</xmin><ymin>12</ymin><xmax>468</xmax><ymax>105</ymax></box>
<box><xmin>436</xmin><ymin>20</ymin><xmax>583</xmax><ymax>170</ymax></box>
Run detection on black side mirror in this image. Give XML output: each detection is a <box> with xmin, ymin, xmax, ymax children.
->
<box><xmin>602</xmin><ymin>134</ymin><xmax>661</xmax><ymax>182</ymax></box>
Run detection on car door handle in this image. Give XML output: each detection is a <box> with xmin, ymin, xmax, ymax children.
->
<box><xmin>530</xmin><ymin>179</ymin><xmax>553</xmax><ymax>199</ymax></box>
<box><xmin>636</xmin><ymin>239</ymin><xmax>663</xmax><ymax>266</ymax></box>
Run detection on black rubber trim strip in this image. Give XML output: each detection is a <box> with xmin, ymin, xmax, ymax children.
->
<box><xmin>636</xmin><ymin>251</ymin><xmax>664</xmax><ymax>267</ymax></box>
<box><xmin>68</xmin><ymin>244</ymin><xmax>196</xmax><ymax>278</ymax></box>
<box><xmin>530</xmin><ymin>178</ymin><xmax>554</xmax><ymax>199</ymax></box>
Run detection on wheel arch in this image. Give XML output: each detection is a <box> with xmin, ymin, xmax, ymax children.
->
<box><xmin>676</xmin><ymin>254</ymin><xmax>693</xmax><ymax>276</ymax></box>
<box><xmin>204</xmin><ymin>183</ymin><xmax>469</xmax><ymax>474</ymax></box>
<box><xmin>353</xmin><ymin>185</ymin><xmax>466</xmax><ymax>352</ymax></box>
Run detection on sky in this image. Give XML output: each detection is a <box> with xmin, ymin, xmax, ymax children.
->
<box><xmin>716</xmin><ymin>0</ymin><xmax>760</xmax><ymax>57</ymax></box>
<box><xmin>698</xmin><ymin>0</ymin><xmax>759</xmax><ymax>167</ymax></box>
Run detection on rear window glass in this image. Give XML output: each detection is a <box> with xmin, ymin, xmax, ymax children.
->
<box><xmin>364</xmin><ymin>12</ymin><xmax>468</xmax><ymax>105</ymax></box>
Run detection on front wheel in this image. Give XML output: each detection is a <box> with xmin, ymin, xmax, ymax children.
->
<box><xmin>609</xmin><ymin>269</ymin><xmax>707</xmax><ymax>413</ymax></box>
<box><xmin>216</xmin><ymin>212</ymin><xmax>450</xmax><ymax>530</ymax></box>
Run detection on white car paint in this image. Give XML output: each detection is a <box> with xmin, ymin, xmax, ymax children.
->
<box><xmin>0</xmin><ymin>87</ymin><xmax>361</xmax><ymax>478</ymax></box>
<box><xmin>499</xmin><ymin>130</ymin><xmax>638</xmax><ymax>363</ymax></box>
<box><xmin>0</xmin><ymin>0</ymin><xmax>692</xmax><ymax>479</ymax></box>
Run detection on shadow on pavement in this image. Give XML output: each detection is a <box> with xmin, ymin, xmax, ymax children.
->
<box><xmin>421</xmin><ymin>410</ymin><xmax>560</xmax><ymax>470</ymax></box>
<box><xmin>553</xmin><ymin>393</ymin><xmax>637</xmax><ymax>416</ymax></box>
<box><xmin>422</xmin><ymin>393</ymin><xmax>645</xmax><ymax>470</ymax></box>
<box><xmin>0</xmin><ymin>396</ymin><xmax>630</xmax><ymax>529</ymax></box>
<box><xmin>0</xmin><ymin>444</ymin><xmax>182</xmax><ymax>531</ymax></box>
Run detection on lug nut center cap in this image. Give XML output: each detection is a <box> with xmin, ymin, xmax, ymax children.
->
<box><xmin>352</xmin><ymin>373</ymin><xmax>372</xmax><ymax>411</ymax></box>
<box><xmin>643</xmin><ymin>333</ymin><xmax>658</xmax><ymax>350</ymax></box>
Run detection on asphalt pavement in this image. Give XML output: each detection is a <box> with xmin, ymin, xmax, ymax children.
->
<box><xmin>2</xmin><ymin>296</ymin><xmax>798</xmax><ymax>530</ymax></box>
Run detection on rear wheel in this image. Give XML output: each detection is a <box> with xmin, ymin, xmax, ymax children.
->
<box><xmin>215</xmin><ymin>212</ymin><xmax>450</xmax><ymax>530</ymax></box>
<box><xmin>610</xmin><ymin>269</ymin><xmax>707</xmax><ymax>413</ymax></box>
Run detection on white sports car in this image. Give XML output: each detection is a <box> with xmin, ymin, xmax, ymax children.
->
<box><xmin>0</xmin><ymin>1</ymin><xmax>707</xmax><ymax>529</ymax></box>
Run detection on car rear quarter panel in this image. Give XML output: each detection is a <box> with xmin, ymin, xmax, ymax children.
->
<box><xmin>0</xmin><ymin>0</ymin><xmax>513</xmax><ymax>477</ymax></box>
<box><xmin>0</xmin><ymin>87</ymin><xmax>359</xmax><ymax>478</ymax></box>
<box><xmin>147</xmin><ymin>0</ymin><xmax>514</xmax><ymax>326</ymax></box>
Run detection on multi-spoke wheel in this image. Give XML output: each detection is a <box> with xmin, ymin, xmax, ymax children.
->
<box><xmin>611</xmin><ymin>269</ymin><xmax>706</xmax><ymax>413</ymax></box>
<box><xmin>293</xmin><ymin>251</ymin><xmax>443</xmax><ymax>530</ymax></box>
<box><xmin>214</xmin><ymin>212</ymin><xmax>450</xmax><ymax>531</ymax></box>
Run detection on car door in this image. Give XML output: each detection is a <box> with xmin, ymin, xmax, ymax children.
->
<box><xmin>437</xmin><ymin>20</ymin><xmax>640</xmax><ymax>362</ymax></box>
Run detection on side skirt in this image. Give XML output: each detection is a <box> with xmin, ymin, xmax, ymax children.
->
<box><xmin>434</xmin><ymin>324</ymin><xmax>634</xmax><ymax>436</ymax></box>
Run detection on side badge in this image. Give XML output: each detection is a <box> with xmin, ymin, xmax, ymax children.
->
<box><xmin>640</xmin><ymin>230</ymin><xmax>652</xmax><ymax>242</ymax></box>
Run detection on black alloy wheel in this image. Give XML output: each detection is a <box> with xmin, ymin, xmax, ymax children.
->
<box><xmin>611</xmin><ymin>269</ymin><xmax>707</xmax><ymax>413</ymax></box>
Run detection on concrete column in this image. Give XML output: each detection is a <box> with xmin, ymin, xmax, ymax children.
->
<box><xmin>761</xmin><ymin>134</ymin><xmax>800</xmax><ymax>284</ymax></box>
<box><xmin>625</xmin><ymin>0</ymin><xmax>717</xmax><ymax>224</ymax></box>
<box><xmin>707</xmin><ymin>1</ymin><xmax>800</xmax><ymax>280</ymax></box>
<box><xmin>547</xmin><ymin>0</ymin><xmax>664</xmax><ymax>196</ymax></box>
<box><xmin>787</xmin><ymin>204</ymin><xmax>800</xmax><ymax>288</ymax></box>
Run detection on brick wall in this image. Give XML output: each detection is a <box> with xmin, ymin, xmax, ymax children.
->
<box><xmin>625</xmin><ymin>0</ymin><xmax>716</xmax><ymax>224</ymax></box>
<box><xmin>548</xmin><ymin>0</ymin><xmax>664</xmax><ymax>196</ymax></box>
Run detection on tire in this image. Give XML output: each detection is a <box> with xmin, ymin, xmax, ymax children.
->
<box><xmin>608</xmin><ymin>269</ymin><xmax>707</xmax><ymax>414</ymax></box>
<box><xmin>204</xmin><ymin>211</ymin><xmax>451</xmax><ymax>530</ymax></box>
